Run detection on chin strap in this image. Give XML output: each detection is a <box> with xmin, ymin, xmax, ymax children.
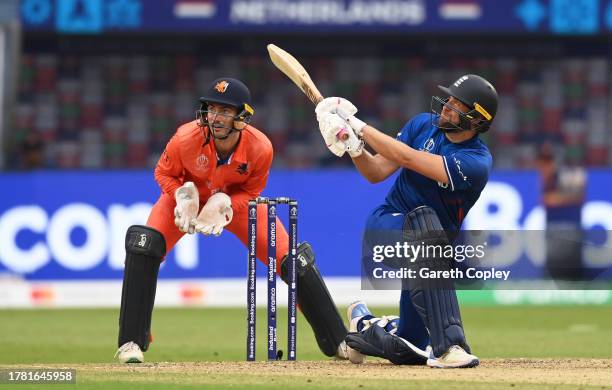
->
<box><xmin>201</xmin><ymin>123</ymin><xmax>247</xmax><ymax>145</ymax></box>
<box><xmin>210</xmin><ymin>125</ymin><xmax>239</xmax><ymax>140</ymax></box>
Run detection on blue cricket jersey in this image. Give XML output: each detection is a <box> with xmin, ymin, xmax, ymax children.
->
<box><xmin>384</xmin><ymin>113</ymin><xmax>492</xmax><ymax>230</ymax></box>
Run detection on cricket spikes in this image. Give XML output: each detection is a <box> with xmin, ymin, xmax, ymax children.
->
<box><xmin>115</xmin><ymin>341</ymin><xmax>144</xmax><ymax>364</ymax></box>
<box><xmin>426</xmin><ymin>345</ymin><xmax>479</xmax><ymax>368</ymax></box>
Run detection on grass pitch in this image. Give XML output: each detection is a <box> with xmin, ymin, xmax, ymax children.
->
<box><xmin>1</xmin><ymin>305</ymin><xmax>611</xmax><ymax>389</ymax></box>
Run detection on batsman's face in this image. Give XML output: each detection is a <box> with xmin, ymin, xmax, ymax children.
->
<box><xmin>207</xmin><ymin>103</ymin><xmax>239</xmax><ymax>136</ymax></box>
<box><xmin>439</xmin><ymin>96</ymin><xmax>469</xmax><ymax>127</ymax></box>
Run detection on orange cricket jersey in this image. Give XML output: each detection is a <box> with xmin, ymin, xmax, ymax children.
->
<box><xmin>154</xmin><ymin>120</ymin><xmax>272</xmax><ymax>211</ymax></box>
<box><xmin>147</xmin><ymin>120</ymin><xmax>289</xmax><ymax>266</ymax></box>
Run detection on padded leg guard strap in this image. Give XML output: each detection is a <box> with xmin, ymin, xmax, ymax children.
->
<box><xmin>345</xmin><ymin>325</ymin><xmax>429</xmax><ymax>365</ymax></box>
<box><xmin>281</xmin><ymin>242</ymin><xmax>348</xmax><ymax>357</ymax></box>
<box><xmin>118</xmin><ymin>225</ymin><xmax>166</xmax><ymax>351</ymax></box>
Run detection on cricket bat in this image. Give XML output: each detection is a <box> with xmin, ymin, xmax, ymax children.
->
<box><xmin>267</xmin><ymin>44</ymin><xmax>349</xmax><ymax>140</ymax></box>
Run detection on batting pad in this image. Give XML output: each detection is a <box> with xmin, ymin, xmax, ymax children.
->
<box><xmin>402</xmin><ymin>206</ymin><xmax>471</xmax><ymax>358</ymax></box>
<box><xmin>281</xmin><ymin>242</ymin><xmax>348</xmax><ymax>357</ymax></box>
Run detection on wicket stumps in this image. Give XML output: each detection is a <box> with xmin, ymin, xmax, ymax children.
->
<box><xmin>247</xmin><ymin>196</ymin><xmax>298</xmax><ymax>361</ymax></box>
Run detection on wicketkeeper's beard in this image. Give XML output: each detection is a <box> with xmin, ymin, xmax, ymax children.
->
<box><xmin>211</xmin><ymin>123</ymin><xmax>235</xmax><ymax>140</ymax></box>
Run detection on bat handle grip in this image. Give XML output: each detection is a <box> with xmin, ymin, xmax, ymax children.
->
<box><xmin>336</xmin><ymin>128</ymin><xmax>350</xmax><ymax>141</ymax></box>
<box><xmin>334</xmin><ymin>111</ymin><xmax>351</xmax><ymax>141</ymax></box>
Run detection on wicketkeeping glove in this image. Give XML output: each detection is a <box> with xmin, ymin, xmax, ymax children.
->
<box><xmin>192</xmin><ymin>192</ymin><xmax>233</xmax><ymax>236</ymax></box>
<box><xmin>174</xmin><ymin>182</ymin><xmax>199</xmax><ymax>234</ymax></box>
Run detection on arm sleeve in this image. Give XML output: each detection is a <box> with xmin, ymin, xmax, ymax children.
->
<box><xmin>154</xmin><ymin>134</ymin><xmax>184</xmax><ymax>196</ymax></box>
<box><xmin>442</xmin><ymin>150</ymin><xmax>489</xmax><ymax>192</ymax></box>
<box><xmin>227</xmin><ymin>148</ymin><xmax>273</xmax><ymax>214</ymax></box>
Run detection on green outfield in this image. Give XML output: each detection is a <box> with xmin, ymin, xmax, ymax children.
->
<box><xmin>1</xmin><ymin>305</ymin><xmax>611</xmax><ymax>389</ymax></box>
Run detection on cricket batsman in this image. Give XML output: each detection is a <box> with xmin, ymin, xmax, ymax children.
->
<box><xmin>315</xmin><ymin>74</ymin><xmax>497</xmax><ymax>368</ymax></box>
<box><xmin>115</xmin><ymin>77</ymin><xmax>348</xmax><ymax>363</ymax></box>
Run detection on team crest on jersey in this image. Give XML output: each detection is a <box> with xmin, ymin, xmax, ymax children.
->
<box><xmin>422</xmin><ymin>138</ymin><xmax>435</xmax><ymax>152</ymax></box>
<box><xmin>215</xmin><ymin>80</ymin><xmax>229</xmax><ymax>93</ymax></box>
<box><xmin>236</xmin><ymin>163</ymin><xmax>249</xmax><ymax>175</ymax></box>
<box><xmin>196</xmin><ymin>154</ymin><xmax>209</xmax><ymax>169</ymax></box>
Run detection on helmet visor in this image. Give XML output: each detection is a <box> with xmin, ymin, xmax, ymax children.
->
<box><xmin>430</xmin><ymin>96</ymin><xmax>472</xmax><ymax>132</ymax></box>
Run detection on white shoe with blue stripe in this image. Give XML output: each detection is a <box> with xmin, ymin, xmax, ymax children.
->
<box><xmin>346</xmin><ymin>300</ymin><xmax>374</xmax><ymax>364</ymax></box>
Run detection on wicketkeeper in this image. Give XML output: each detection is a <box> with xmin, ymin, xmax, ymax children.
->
<box><xmin>115</xmin><ymin>77</ymin><xmax>348</xmax><ymax>363</ymax></box>
<box><xmin>316</xmin><ymin>74</ymin><xmax>498</xmax><ymax>368</ymax></box>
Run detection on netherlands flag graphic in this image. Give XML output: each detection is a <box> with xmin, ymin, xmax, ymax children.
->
<box><xmin>439</xmin><ymin>0</ymin><xmax>482</xmax><ymax>20</ymax></box>
<box><xmin>174</xmin><ymin>0</ymin><xmax>217</xmax><ymax>18</ymax></box>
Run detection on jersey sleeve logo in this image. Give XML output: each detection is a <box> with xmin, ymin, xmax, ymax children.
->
<box><xmin>453</xmin><ymin>156</ymin><xmax>468</xmax><ymax>181</ymax></box>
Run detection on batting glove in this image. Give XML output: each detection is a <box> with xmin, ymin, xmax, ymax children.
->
<box><xmin>345</xmin><ymin>115</ymin><xmax>367</xmax><ymax>138</ymax></box>
<box><xmin>318</xmin><ymin>112</ymin><xmax>351</xmax><ymax>157</ymax></box>
<box><xmin>343</xmin><ymin>124</ymin><xmax>365</xmax><ymax>158</ymax></box>
<box><xmin>315</xmin><ymin>96</ymin><xmax>366</xmax><ymax>137</ymax></box>
<box><xmin>315</xmin><ymin>97</ymin><xmax>357</xmax><ymax>122</ymax></box>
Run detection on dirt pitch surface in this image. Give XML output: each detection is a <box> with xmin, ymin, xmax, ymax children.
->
<box><xmin>7</xmin><ymin>359</ymin><xmax>611</xmax><ymax>389</ymax></box>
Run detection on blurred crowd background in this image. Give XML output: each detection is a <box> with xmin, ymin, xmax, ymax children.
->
<box><xmin>6</xmin><ymin>33</ymin><xmax>611</xmax><ymax>170</ymax></box>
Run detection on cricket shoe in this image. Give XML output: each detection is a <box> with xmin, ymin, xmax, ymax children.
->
<box><xmin>346</xmin><ymin>300</ymin><xmax>375</xmax><ymax>364</ymax></box>
<box><xmin>115</xmin><ymin>341</ymin><xmax>144</xmax><ymax>364</ymax></box>
<box><xmin>334</xmin><ymin>340</ymin><xmax>349</xmax><ymax>360</ymax></box>
<box><xmin>427</xmin><ymin>345</ymin><xmax>479</xmax><ymax>368</ymax></box>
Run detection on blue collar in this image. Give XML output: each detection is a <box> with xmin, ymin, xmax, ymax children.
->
<box><xmin>217</xmin><ymin>153</ymin><xmax>233</xmax><ymax>166</ymax></box>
